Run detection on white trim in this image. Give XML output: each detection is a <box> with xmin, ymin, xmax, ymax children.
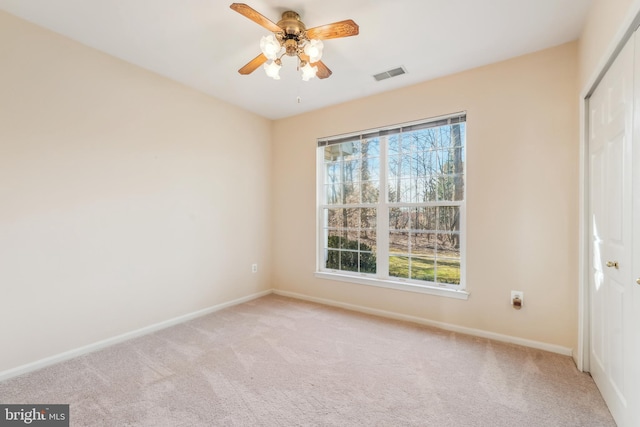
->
<box><xmin>578</xmin><ymin>0</ymin><xmax>640</xmax><ymax>373</ymax></box>
<box><xmin>315</xmin><ymin>271</ymin><xmax>469</xmax><ymax>300</ymax></box>
<box><xmin>577</xmin><ymin>95</ymin><xmax>589</xmax><ymax>372</ymax></box>
<box><xmin>274</xmin><ymin>289</ymin><xmax>572</xmax><ymax>356</ymax></box>
<box><xmin>0</xmin><ymin>289</ymin><xmax>272</xmax><ymax>382</ymax></box>
<box><xmin>634</xmin><ymin>29</ymin><xmax>640</xmax><ymax>427</ymax></box>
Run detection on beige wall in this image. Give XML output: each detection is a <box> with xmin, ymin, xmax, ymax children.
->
<box><xmin>579</xmin><ymin>0</ymin><xmax>639</xmax><ymax>89</ymax></box>
<box><xmin>272</xmin><ymin>42</ymin><xmax>579</xmax><ymax>350</ymax></box>
<box><xmin>0</xmin><ymin>11</ymin><xmax>272</xmax><ymax>373</ymax></box>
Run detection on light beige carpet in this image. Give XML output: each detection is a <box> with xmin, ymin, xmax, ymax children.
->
<box><xmin>0</xmin><ymin>295</ymin><xmax>614</xmax><ymax>426</ymax></box>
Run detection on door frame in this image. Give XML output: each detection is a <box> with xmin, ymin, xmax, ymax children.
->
<box><xmin>578</xmin><ymin>2</ymin><xmax>640</xmax><ymax>372</ymax></box>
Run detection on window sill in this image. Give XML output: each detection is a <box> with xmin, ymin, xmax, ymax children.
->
<box><xmin>314</xmin><ymin>272</ymin><xmax>469</xmax><ymax>300</ymax></box>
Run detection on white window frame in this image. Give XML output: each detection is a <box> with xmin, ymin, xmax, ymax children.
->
<box><xmin>315</xmin><ymin>113</ymin><xmax>469</xmax><ymax>300</ymax></box>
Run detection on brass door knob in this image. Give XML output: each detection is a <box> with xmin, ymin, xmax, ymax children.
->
<box><xmin>637</xmin><ymin>278</ymin><xmax>640</xmax><ymax>285</ymax></box>
<box><xmin>606</xmin><ymin>261</ymin><xmax>619</xmax><ymax>269</ymax></box>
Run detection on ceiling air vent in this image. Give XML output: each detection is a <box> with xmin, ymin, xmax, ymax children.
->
<box><xmin>373</xmin><ymin>66</ymin><xmax>407</xmax><ymax>81</ymax></box>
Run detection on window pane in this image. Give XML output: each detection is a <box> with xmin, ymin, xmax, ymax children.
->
<box><xmin>436</xmin><ymin>257</ymin><xmax>461</xmax><ymax>284</ymax></box>
<box><xmin>344</xmin><ymin>159</ymin><xmax>360</xmax><ymax>182</ymax></box>
<box><xmin>400</xmin><ymin>135</ymin><xmax>412</xmax><ymax>153</ymax></box>
<box><xmin>359</xmin><ymin>252</ymin><xmax>376</xmax><ymax>274</ymax></box>
<box><xmin>388</xmin><ymin>154</ymin><xmax>400</xmax><ymax>179</ymax></box>
<box><xmin>427</xmin><ymin>179</ymin><xmax>440</xmax><ymax>202</ymax></box>
<box><xmin>325</xmin><ymin>183</ymin><xmax>341</xmax><ymax>205</ymax></box>
<box><xmin>400</xmin><ymin>155</ymin><xmax>412</xmax><ymax>178</ymax></box>
<box><xmin>343</xmin><ymin>183</ymin><xmax>359</xmax><ymax>204</ymax></box>
<box><xmin>387</xmin><ymin>177</ymin><xmax>399</xmax><ymax>202</ymax></box>
<box><xmin>411</xmin><ymin>232</ymin><xmax>437</xmax><ymax>257</ymax></box>
<box><xmin>326</xmin><ymin>250</ymin><xmax>340</xmax><ymax>270</ymax></box>
<box><xmin>408</xmin><ymin>178</ymin><xmax>421</xmax><ymax>203</ymax></box>
<box><xmin>325</xmin><ymin>162</ymin><xmax>340</xmax><ymax>183</ymax></box>
<box><xmin>345</xmin><ymin>229</ymin><xmax>359</xmax><ymax>244</ymax></box>
<box><xmin>388</xmin><ymin>135</ymin><xmax>401</xmax><ymax>155</ymax></box>
<box><xmin>389</xmin><ymin>231</ymin><xmax>409</xmax><ymax>254</ymax></box>
<box><xmin>362</xmin><ymin>181</ymin><xmax>379</xmax><ymax>203</ymax></box>
<box><xmin>450</xmin><ymin>124</ymin><xmax>464</xmax><ymax>148</ymax></box>
<box><xmin>424</xmin><ymin>129</ymin><xmax>440</xmax><ymax>150</ymax></box>
<box><xmin>324</xmin><ymin>145</ymin><xmax>342</xmax><ymax>161</ymax></box>
<box><xmin>327</xmin><ymin>229</ymin><xmax>342</xmax><ymax>248</ymax></box>
<box><xmin>438</xmin><ymin>232</ymin><xmax>460</xmax><ymax>254</ymax></box>
<box><xmin>454</xmin><ymin>174</ymin><xmax>465</xmax><ymax>201</ymax></box>
<box><xmin>360</xmin><ymin>208</ymin><xmax>377</xmax><ymax>230</ymax></box>
<box><xmin>359</xmin><ymin>230</ymin><xmax>376</xmax><ymax>252</ymax></box>
<box><xmin>327</xmin><ymin>208</ymin><xmax>344</xmax><ymax>229</ymax></box>
<box><xmin>362</xmin><ymin>157</ymin><xmax>380</xmax><ymax>181</ymax></box>
<box><xmin>414</xmin><ymin>150</ymin><xmax>436</xmax><ymax>176</ymax></box>
<box><xmin>343</xmin><ymin>208</ymin><xmax>359</xmax><ymax>229</ymax></box>
<box><xmin>340</xmin><ymin>251</ymin><xmax>359</xmax><ymax>272</ymax></box>
<box><xmin>411</xmin><ymin>257</ymin><xmax>435</xmax><ymax>281</ymax></box>
<box><xmin>363</xmin><ymin>138</ymin><xmax>380</xmax><ymax>156</ymax></box>
<box><xmin>389</xmin><ymin>255</ymin><xmax>409</xmax><ymax>279</ymax></box>
<box><xmin>415</xmin><ymin>207</ymin><xmax>437</xmax><ymax>231</ymax></box>
<box><xmin>437</xmin><ymin>175</ymin><xmax>463</xmax><ymax>201</ymax></box>
<box><xmin>389</xmin><ymin>207</ymin><xmax>410</xmax><ymax>230</ymax></box>
<box><xmin>438</xmin><ymin>207</ymin><xmax>460</xmax><ymax>232</ymax></box>
<box><xmin>344</xmin><ymin>141</ymin><xmax>360</xmax><ymax>160</ymax></box>
<box><xmin>398</xmin><ymin>179</ymin><xmax>412</xmax><ymax>203</ymax></box>
<box><xmin>435</xmin><ymin>149</ymin><xmax>451</xmax><ymax>173</ymax></box>
<box><xmin>412</xmin><ymin>180</ymin><xmax>422</xmax><ymax>203</ymax></box>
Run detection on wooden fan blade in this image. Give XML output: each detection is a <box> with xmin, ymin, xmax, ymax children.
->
<box><xmin>230</xmin><ymin>3</ymin><xmax>281</xmax><ymax>33</ymax></box>
<box><xmin>238</xmin><ymin>53</ymin><xmax>267</xmax><ymax>75</ymax></box>
<box><xmin>306</xmin><ymin>19</ymin><xmax>359</xmax><ymax>40</ymax></box>
<box><xmin>314</xmin><ymin>61</ymin><xmax>332</xmax><ymax>79</ymax></box>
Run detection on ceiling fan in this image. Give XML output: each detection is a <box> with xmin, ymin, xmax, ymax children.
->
<box><xmin>230</xmin><ymin>3</ymin><xmax>359</xmax><ymax>80</ymax></box>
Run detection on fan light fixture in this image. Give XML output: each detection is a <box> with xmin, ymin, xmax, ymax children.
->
<box><xmin>230</xmin><ymin>4</ymin><xmax>360</xmax><ymax>81</ymax></box>
<box><xmin>263</xmin><ymin>59</ymin><xmax>282</xmax><ymax>79</ymax></box>
<box><xmin>260</xmin><ymin>35</ymin><xmax>281</xmax><ymax>60</ymax></box>
<box><xmin>257</xmin><ymin>13</ymin><xmax>324</xmax><ymax>81</ymax></box>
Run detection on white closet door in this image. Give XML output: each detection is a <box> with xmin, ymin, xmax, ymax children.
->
<box><xmin>588</xmin><ymin>31</ymin><xmax>636</xmax><ymax>427</ymax></box>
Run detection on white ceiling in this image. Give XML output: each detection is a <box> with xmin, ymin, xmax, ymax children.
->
<box><xmin>0</xmin><ymin>0</ymin><xmax>593</xmax><ymax>120</ymax></box>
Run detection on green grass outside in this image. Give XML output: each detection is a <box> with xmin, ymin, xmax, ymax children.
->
<box><xmin>389</xmin><ymin>255</ymin><xmax>460</xmax><ymax>284</ymax></box>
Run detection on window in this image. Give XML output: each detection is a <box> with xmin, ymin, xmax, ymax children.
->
<box><xmin>317</xmin><ymin>113</ymin><xmax>466</xmax><ymax>297</ymax></box>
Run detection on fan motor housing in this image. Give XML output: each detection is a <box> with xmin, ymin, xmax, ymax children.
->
<box><xmin>278</xmin><ymin>11</ymin><xmax>305</xmax><ymax>37</ymax></box>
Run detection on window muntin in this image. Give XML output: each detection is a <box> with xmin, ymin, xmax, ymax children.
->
<box><xmin>318</xmin><ymin>113</ymin><xmax>465</xmax><ymax>290</ymax></box>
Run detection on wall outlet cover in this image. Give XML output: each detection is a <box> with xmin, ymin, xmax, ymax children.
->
<box><xmin>511</xmin><ymin>290</ymin><xmax>523</xmax><ymax>306</ymax></box>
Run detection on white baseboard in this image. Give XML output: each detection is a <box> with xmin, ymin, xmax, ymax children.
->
<box><xmin>1</xmin><ymin>287</ymin><xmax>573</xmax><ymax>382</ymax></box>
<box><xmin>0</xmin><ymin>289</ymin><xmax>272</xmax><ymax>382</ymax></box>
<box><xmin>273</xmin><ymin>289</ymin><xmax>573</xmax><ymax>357</ymax></box>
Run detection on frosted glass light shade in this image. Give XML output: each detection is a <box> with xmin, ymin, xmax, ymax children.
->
<box><xmin>301</xmin><ymin>63</ymin><xmax>318</xmax><ymax>81</ymax></box>
<box><xmin>263</xmin><ymin>61</ymin><xmax>281</xmax><ymax>79</ymax></box>
<box><xmin>303</xmin><ymin>39</ymin><xmax>324</xmax><ymax>63</ymax></box>
<box><xmin>260</xmin><ymin>35</ymin><xmax>281</xmax><ymax>60</ymax></box>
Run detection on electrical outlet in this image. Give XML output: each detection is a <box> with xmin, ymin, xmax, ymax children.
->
<box><xmin>251</xmin><ymin>264</ymin><xmax>258</xmax><ymax>273</ymax></box>
<box><xmin>511</xmin><ymin>290</ymin><xmax>523</xmax><ymax>308</ymax></box>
